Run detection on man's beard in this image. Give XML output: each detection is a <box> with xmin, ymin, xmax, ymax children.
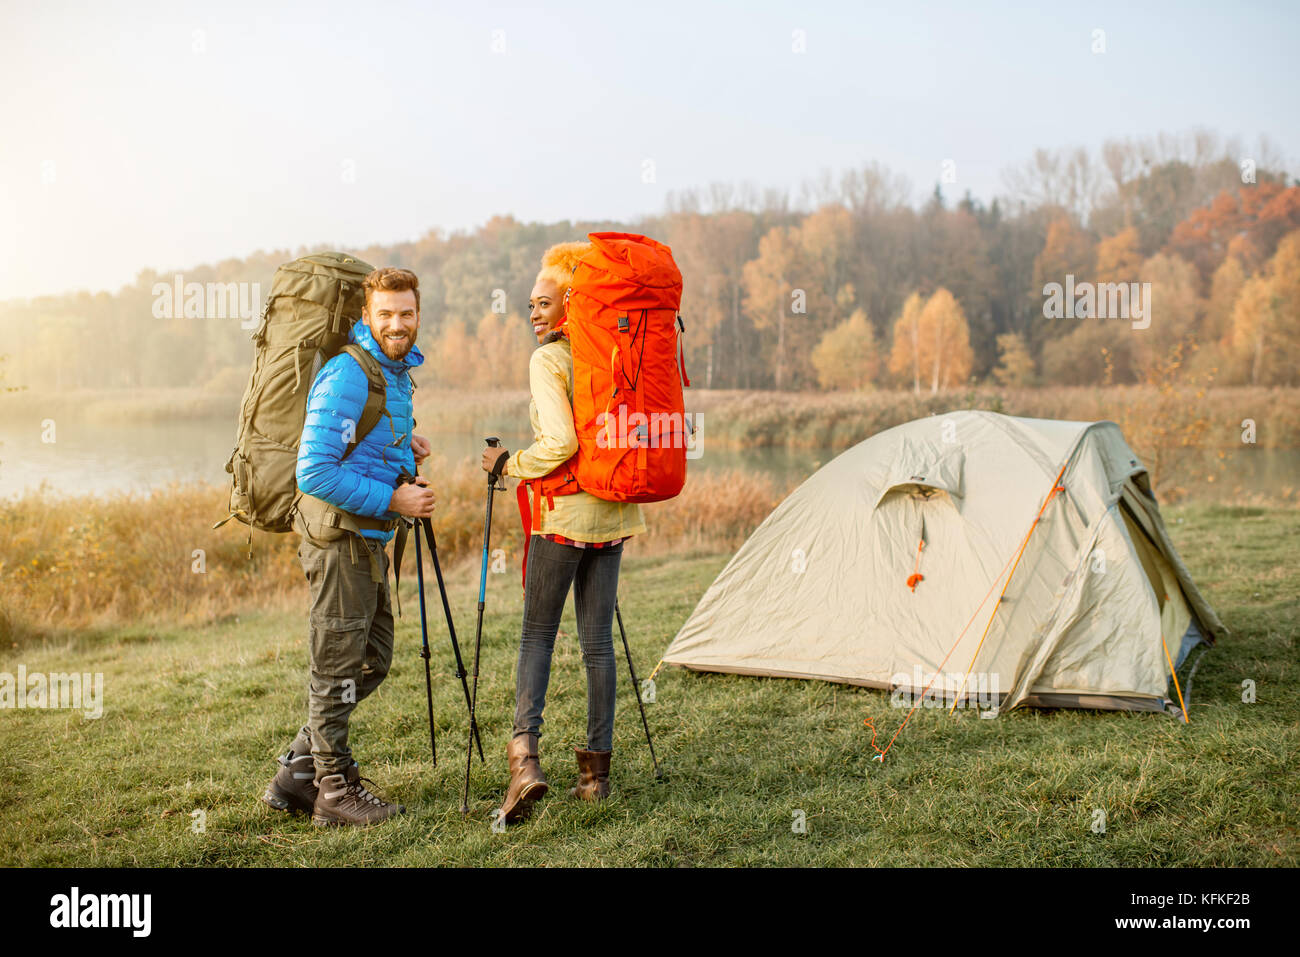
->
<box><xmin>377</xmin><ymin>329</ymin><xmax>416</xmax><ymax>360</ymax></box>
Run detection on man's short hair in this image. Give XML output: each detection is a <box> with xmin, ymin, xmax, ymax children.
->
<box><xmin>363</xmin><ymin>267</ymin><xmax>420</xmax><ymax>311</ymax></box>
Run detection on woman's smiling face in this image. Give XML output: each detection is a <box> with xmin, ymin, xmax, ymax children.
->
<box><xmin>529</xmin><ymin>278</ymin><xmax>565</xmax><ymax>343</ymax></box>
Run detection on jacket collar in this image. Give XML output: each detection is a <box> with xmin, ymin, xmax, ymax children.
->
<box><xmin>351</xmin><ymin>319</ymin><xmax>425</xmax><ymax>371</ymax></box>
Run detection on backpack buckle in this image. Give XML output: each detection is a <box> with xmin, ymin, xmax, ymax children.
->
<box><xmin>617</xmin><ymin>315</ymin><xmax>629</xmax><ymax>332</ymax></box>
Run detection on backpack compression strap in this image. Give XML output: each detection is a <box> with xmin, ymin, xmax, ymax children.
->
<box><xmin>339</xmin><ymin>344</ymin><xmax>391</xmax><ymax>462</ymax></box>
<box><xmin>516</xmin><ymin>481</ymin><xmax>537</xmax><ymax>590</ymax></box>
<box><xmin>515</xmin><ymin>470</ymin><xmax>580</xmax><ymax>589</ymax></box>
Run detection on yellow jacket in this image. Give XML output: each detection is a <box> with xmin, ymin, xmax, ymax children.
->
<box><xmin>504</xmin><ymin>337</ymin><xmax>646</xmax><ymax>542</ymax></box>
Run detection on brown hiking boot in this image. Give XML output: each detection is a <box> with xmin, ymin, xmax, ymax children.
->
<box><xmin>499</xmin><ymin>733</ymin><xmax>548</xmax><ymax>824</ymax></box>
<box><xmin>311</xmin><ymin>765</ymin><xmax>405</xmax><ymax>827</ymax></box>
<box><xmin>261</xmin><ymin>750</ymin><xmax>319</xmax><ymax>814</ymax></box>
<box><xmin>569</xmin><ymin>749</ymin><xmax>611</xmax><ymax>801</ymax></box>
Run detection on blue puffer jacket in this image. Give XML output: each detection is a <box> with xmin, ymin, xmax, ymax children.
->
<box><xmin>296</xmin><ymin>321</ymin><xmax>424</xmax><ymax>543</ymax></box>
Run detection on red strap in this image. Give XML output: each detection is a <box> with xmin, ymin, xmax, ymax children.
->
<box><xmin>679</xmin><ymin>335</ymin><xmax>691</xmax><ymax>388</ymax></box>
<box><xmin>516</xmin><ymin>472</ymin><xmax>578</xmax><ymax>589</ymax></box>
<box><xmin>516</xmin><ymin>480</ymin><xmax>533</xmax><ymax>589</ymax></box>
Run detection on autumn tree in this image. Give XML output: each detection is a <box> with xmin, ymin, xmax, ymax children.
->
<box><xmin>1029</xmin><ymin>213</ymin><xmax>1095</xmax><ymax>354</ymax></box>
<box><xmin>1168</xmin><ymin>183</ymin><xmax>1300</xmax><ymax>279</ymax></box>
<box><xmin>741</xmin><ymin>225</ymin><xmax>799</xmax><ymax>390</ymax></box>
<box><xmin>888</xmin><ymin>289</ymin><xmax>973</xmax><ymax>393</ymax></box>
<box><xmin>659</xmin><ymin>207</ymin><xmax>760</xmax><ymax>388</ymax></box>
<box><xmin>887</xmin><ymin>292</ymin><xmax>925</xmax><ymax>393</ymax></box>
<box><xmin>918</xmin><ymin>200</ymin><xmax>998</xmax><ymax>374</ymax></box>
<box><xmin>919</xmin><ymin>289</ymin><xmax>974</xmax><ymax>391</ymax></box>
<box><xmin>741</xmin><ymin>206</ymin><xmax>856</xmax><ymax>390</ymax></box>
<box><xmin>1230</xmin><ymin>230</ymin><xmax>1300</xmax><ymax>386</ymax></box>
<box><xmin>992</xmin><ymin>333</ymin><xmax>1035</xmax><ymax>387</ymax></box>
<box><xmin>811</xmin><ymin>309</ymin><xmax>879</xmax><ymax>391</ymax></box>
<box><xmin>1266</xmin><ymin>230</ymin><xmax>1300</xmax><ymax>386</ymax></box>
<box><xmin>1131</xmin><ymin>252</ymin><xmax>1204</xmax><ymax>381</ymax></box>
<box><xmin>1205</xmin><ymin>255</ymin><xmax>1247</xmax><ymax>344</ymax></box>
<box><xmin>1095</xmin><ymin>226</ymin><xmax>1143</xmax><ymax>284</ymax></box>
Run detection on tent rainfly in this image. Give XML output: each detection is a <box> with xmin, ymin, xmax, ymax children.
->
<box><xmin>662</xmin><ymin>411</ymin><xmax>1223</xmax><ymax>717</ymax></box>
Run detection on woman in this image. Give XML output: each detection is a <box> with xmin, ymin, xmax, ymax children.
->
<box><xmin>480</xmin><ymin>241</ymin><xmax>645</xmax><ymax>824</ymax></box>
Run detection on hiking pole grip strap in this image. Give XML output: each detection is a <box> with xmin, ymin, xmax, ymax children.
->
<box><xmin>489</xmin><ymin>449</ymin><xmax>509</xmax><ymax>479</ymax></box>
<box><xmin>485</xmin><ymin>436</ymin><xmax>507</xmax><ymax>490</ymax></box>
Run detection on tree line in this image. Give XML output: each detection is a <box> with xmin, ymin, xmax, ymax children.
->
<box><xmin>2</xmin><ymin>129</ymin><xmax>1297</xmax><ymax>395</ymax></box>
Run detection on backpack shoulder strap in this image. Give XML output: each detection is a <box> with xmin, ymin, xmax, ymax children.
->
<box><xmin>339</xmin><ymin>344</ymin><xmax>389</xmax><ymax>462</ymax></box>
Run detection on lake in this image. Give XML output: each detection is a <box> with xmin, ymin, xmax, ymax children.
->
<box><xmin>0</xmin><ymin>416</ymin><xmax>1295</xmax><ymax>504</ymax></box>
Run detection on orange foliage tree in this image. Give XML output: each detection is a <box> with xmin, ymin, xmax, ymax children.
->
<box><xmin>888</xmin><ymin>289</ymin><xmax>973</xmax><ymax>393</ymax></box>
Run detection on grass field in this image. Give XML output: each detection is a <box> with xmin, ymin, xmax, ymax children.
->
<box><xmin>1</xmin><ymin>503</ymin><xmax>1295</xmax><ymax>867</ymax></box>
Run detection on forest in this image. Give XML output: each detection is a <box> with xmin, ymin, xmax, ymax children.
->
<box><xmin>2</xmin><ymin>129</ymin><xmax>1297</xmax><ymax>397</ymax></box>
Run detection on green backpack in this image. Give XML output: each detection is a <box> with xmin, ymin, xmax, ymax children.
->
<box><xmin>217</xmin><ymin>252</ymin><xmax>387</xmax><ymax>542</ymax></box>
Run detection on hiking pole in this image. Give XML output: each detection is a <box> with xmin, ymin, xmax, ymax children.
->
<box><xmin>398</xmin><ymin>469</ymin><xmax>484</xmax><ymax>768</ymax></box>
<box><xmin>397</xmin><ymin>469</ymin><xmax>441</xmax><ymax>767</ymax></box>
<box><xmin>411</xmin><ymin>515</ymin><xmax>438</xmax><ymax>767</ymax></box>
<box><xmin>463</xmin><ymin>436</ymin><xmax>506</xmax><ymax>815</ymax></box>
<box><xmin>615</xmin><ymin>601</ymin><xmax>662</xmax><ymax>780</ymax></box>
<box><xmin>419</xmin><ymin>514</ymin><xmax>484</xmax><ymax>763</ymax></box>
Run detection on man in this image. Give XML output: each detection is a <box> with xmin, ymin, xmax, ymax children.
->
<box><xmin>261</xmin><ymin>266</ymin><xmax>436</xmax><ymax>827</ymax></box>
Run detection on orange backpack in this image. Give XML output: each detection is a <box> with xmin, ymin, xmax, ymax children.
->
<box><xmin>517</xmin><ymin>233</ymin><xmax>690</xmax><ymax>575</ymax></box>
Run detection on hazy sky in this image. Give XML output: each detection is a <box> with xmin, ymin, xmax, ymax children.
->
<box><xmin>2</xmin><ymin>0</ymin><xmax>1297</xmax><ymax>301</ymax></box>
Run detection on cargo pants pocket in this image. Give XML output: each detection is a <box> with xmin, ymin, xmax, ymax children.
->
<box><xmin>309</xmin><ymin>615</ymin><xmax>370</xmax><ymax>678</ymax></box>
<box><xmin>303</xmin><ymin>536</ymin><xmax>378</xmax><ymax>678</ymax></box>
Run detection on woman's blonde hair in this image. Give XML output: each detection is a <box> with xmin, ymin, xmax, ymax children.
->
<box><xmin>535</xmin><ymin>241</ymin><xmax>591</xmax><ymax>294</ymax></box>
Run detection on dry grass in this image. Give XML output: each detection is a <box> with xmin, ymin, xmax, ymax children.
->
<box><xmin>0</xmin><ymin>462</ymin><xmax>790</xmax><ymax>647</ymax></box>
<box><xmin>4</xmin><ymin>383</ymin><xmax>1294</xmax><ymax>644</ymax></box>
<box><xmin>8</xmin><ymin>385</ymin><xmax>1294</xmax><ymax>450</ymax></box>
<box><xmin>688</xmin><ymin>386</ymin><xmax>1300</xmax><ymax>452</ymax></box>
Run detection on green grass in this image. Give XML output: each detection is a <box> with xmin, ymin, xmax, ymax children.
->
<box><xmin>0</xmin><ymin>506</ymin><xmax>1295</xmax><ymax>867</ymax></box>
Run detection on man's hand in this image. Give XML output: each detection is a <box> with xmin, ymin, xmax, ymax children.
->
<box><xmin>411</xmin><ymin>433</ymin><xmax>431</xmax><ymax>467</ymax></box>
<box><xmin>480</xmin><ymin>446</ymin><xmax>510</xmax><ymax>476</ymax></box>
<box><xmin>390</xmin><ymin>475</ymin><xmax>437</xmax><ymax>518</ymax></box>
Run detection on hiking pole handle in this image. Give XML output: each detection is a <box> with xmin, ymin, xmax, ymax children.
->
<box><xmin>485</xmin><ymin>436</ymin><xmax>508</xmax><ymax>490</ymax></box>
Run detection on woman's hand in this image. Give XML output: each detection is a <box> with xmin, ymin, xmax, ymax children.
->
<box><xmin>480</xmin><ymin>446</ymin><xmax>510</xmax><ymax>475</ymax></box>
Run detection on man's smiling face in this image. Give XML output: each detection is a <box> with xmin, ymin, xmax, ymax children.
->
<box><xmin>364</xmin><ymin>288</ymin><xmax>419</xmax><ymax>360</ymax></box>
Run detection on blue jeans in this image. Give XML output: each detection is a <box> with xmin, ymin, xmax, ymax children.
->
<box><xmin>513</xmin><ymin>535</ymin><xmax>623</xmax><ymax>752</ymax></box>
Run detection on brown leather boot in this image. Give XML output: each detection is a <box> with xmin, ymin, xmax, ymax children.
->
<box><xmin>569</xmin><ymin>748</ymin><xmax>611</xmax><ymax>801</ymax></box>
<box><xmin>500</xmin><ymin>733</ymin><xmax>548</xmax><ymax>824</ymax></box>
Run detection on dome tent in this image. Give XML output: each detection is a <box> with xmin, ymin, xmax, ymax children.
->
<box><xmin>662</xmin><ymin>411</ymin><xmax>1223</xmax><ymax>716</ymax></box>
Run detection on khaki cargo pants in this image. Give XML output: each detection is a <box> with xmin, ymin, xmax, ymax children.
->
<box><xmin>286</xmin><ymin>532</ymin><xmax>395</xmax><ymax>779</ymax></box>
